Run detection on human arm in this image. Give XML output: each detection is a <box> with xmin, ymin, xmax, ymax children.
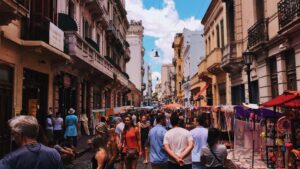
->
<box><xmin>95</xmin><ymin>149</ymin><xmax>107</xmax><ymax>169</ymax></box>
<box><xmin>178</xmin><ymin>139</ymin><xmax>194</xmax><ymax>160</ymax></box>
<box><xmin>164</xmin><ymin>143</ymin><xmax>183</xmax><ymax>165</ymax></box>
<box><xmin>135</xmin><ymin>127</ymin><xmax>142</xmax><ymax>156</ymax></box>
<box><xmin>107</xmin><ymin>138</ymin><xmax>118</xmax><ymax>166</ymax></box>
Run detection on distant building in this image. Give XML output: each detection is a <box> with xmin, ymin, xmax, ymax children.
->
<box><xmin>182</xmin><ymin>28</ymin><xmax>204</xmax><ymax>107</ymax></box>
<box><xmin>172</xmin><ymin>33</ymin><xmax>184</xmax><ymax>104</ymax></box>
<box><xmin>161</xmin><ymin>64</ymin><xmax>175</xmax><ymax>103</ymax></box>
<box><xmin>126</xmin><ymin>20</ymin><xmax>144</xmax><ymax>106</ymax></box>
<box><xmin>142</xmin><ymin>63</ymin><xmax>153</xmax><ymax>106</ymax></box>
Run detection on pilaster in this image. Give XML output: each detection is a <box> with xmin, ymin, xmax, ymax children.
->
<box><xmin>257</xmin><ymin>61</ymin><xmax>272</xmax><ymax>103</ymax></box>
<box><xmin>276</xmin><ymin>54</ymin><xmax>287</xmax><ymax>94</ymax></box>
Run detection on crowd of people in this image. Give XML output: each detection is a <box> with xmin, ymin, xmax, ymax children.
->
<box><xmin>90</xmin><ymin>109</ymin><xmax>229</xmax><ymax>169</ymax></box>
<box><xmin>0</xmin><ymin>108</ymin><xmax>229</xmax><ymax>169</ymax></box>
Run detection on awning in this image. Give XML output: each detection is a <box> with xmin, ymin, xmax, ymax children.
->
<box><xmin>162</xmin><ymin>103</ymin><xmax>184</xmax><ymax>109</ymax></box>
<box><xmin>260</xmin><ymin>90</ymin><xmax>300</xmax><ymax>107</ymax></box>
<box><xmin>193</xmin><ymin>85</ymin><xmax>209</xmax><ymax>101</ymax></box>
<box><xmin>58</xmin><ymin>13</ymin><xmax>78</xmax><ymax>31</ymax></box>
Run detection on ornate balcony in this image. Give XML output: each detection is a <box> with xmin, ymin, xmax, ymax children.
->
<box><xmin>0</xmin><ymin>0</ymin><xmax>29</xmax><ymax>25</ymax></box>
<box><xmin>206</xmin><ymin>48</ymin><xmax>222</xmax><ymax>74</ymax></box>
<box><xmin>106</xmin><ymin>20</ymin><xmax>125</xmax><ymax>53</ymax></box>
<box><xmin>65</xmin><ymin>32</ymin><xmax>114</xmax><ymax>78</ymax></box>
<box><xmin>198</xmin><ymin>59</ymin><xmax>212</xmax><ymax>84</ymax></box>
<box><xmin>278</xmin><ymin>0</ymin><xmax>300</xmax><ymax>34</ymax></box>
<box><xmin>84</xmin><ymin>0</ymin><xmax>109</xmax><ymax>28</ymax></box>
<box><xmin>247</xmin><ymin>19</ymin><xmax>268</xmax><ymax>49</ymax></box>
<box><xmin>221</xmin><ymin>43</ymin><xmax>243</xmax><ymax>73</ymax></box>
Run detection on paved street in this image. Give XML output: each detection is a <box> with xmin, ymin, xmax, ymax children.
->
<box><xmin>65</xmin><ymin>151</ymin><xmax>151</xmax><ymax>169</ymax></box>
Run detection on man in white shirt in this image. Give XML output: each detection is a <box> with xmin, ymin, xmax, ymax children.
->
<box><xmin>164</xmin><ymin>113</ymin><xmax>194</xmax><ymax>169</ymax></box>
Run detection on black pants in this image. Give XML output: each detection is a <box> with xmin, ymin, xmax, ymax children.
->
<box><xmin>168</xmin><ymin>162</ymin><xmax>192</xmax><ymax>169</ymax></box>
<box><xmin>53</xmin><ymin>130</ymin><xmax>63</xmax><ymax>144</ymax></box>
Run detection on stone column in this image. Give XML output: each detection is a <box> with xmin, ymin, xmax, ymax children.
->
<box><xmin>276</xmin><ymin>54</ymin><xmax>287</xmax><ymax>94</ymax></box>
<box><xmin>101</xmin><ymin>90</ymin><xmax>106</xmax><ymax>109</ymax></box>
<box><xmin>295</xmin><ymin>45</ymin><xmax>300</xmax><ymax>90</ymax></box>
<box><xmin>257</xmin><ymin>61</ymin><xmax>272</xmax><ymax>103</ymax></box>
<box><xmin>76</xmin><ymin>79</ymin><xmax>82</xmax><ymax>115</ymax></box>
<box><xmin>53</xmin><ymin>84</ymin><xmax>59</xmax><ymax>113</ymax></box>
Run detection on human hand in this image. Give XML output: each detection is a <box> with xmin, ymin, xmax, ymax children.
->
<box><xmin>175</xmin><ymin>156</ymin><xmax>184</xmax><ymax>166</ymax></box>
<box><xmin>139</xmin><ymin>151</ymin><xmax>142</xmax><ymax>157</ymax></box>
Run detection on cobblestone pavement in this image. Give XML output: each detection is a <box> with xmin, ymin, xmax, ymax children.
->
<box><xmin>65</xmin><ymin>151</ymin><xmax>151</xmax><ymax>169</ymax></box>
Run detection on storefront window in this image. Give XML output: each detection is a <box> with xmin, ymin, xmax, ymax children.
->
<box><xmin>231</xmin><ymin>84</ymin><xmax>245</xmax><ymax>105</ymax></box>
<box><xmin>285</xmin><ymin>50</ymin><xmax>297</xmax><ymax>90</ymax></box>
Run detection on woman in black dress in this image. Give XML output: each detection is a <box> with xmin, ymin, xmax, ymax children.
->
<box><xmin>138</xmin><ymin>115</ymin><xmax>150</xmax><ymax>164</ymax></box>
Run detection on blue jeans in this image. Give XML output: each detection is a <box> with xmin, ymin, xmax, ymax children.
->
<box><xmin>192</xmin><ymin>162</ymin><xmax>204</xmax><ymax>169</ymax></box>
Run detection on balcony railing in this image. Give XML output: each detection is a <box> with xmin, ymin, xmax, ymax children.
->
<box><xmin>278</xmin><ymin>0</ymin><xmax>300</xmax><ymax>31</ymax></box>
<box><xmin>65</xmin><ymin>32</ymin><xmax>114</xmax><ymax>78</ymax></box>
<box><xmin>206</xmin><ymin>48</ymin><xmax>222</xmax><ymax>74</ymax></box>
<box><xmin>221</xmin><ymin>43</ymin><xmax>243</xmax><ymax>73</ymax></box>
<box><xmin>247</xmin><ymin>19</ymin><xmax>268</xmax><ymax>48</ymax></box>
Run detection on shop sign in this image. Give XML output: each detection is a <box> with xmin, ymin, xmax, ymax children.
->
<box><xmin>49</xmin><ymin>22</ymin><xmax>64</xmax><ymax>51</ymax></box>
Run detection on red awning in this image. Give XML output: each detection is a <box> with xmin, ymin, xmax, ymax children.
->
<box><xmin>193</xmin><ymin>85</ymin><xmax>209</xmax><ymax>101</ymax></box>
<box><xmin>260</xmin><ymin>90</ymin><xmax>300</xmax><ymax>107</ymax></box>
<box><xmin>282</xmin><ymin>97</ymin><xmax>300</xmax><ymax>108</ymax></box>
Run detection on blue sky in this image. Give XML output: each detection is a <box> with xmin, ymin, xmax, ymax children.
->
<box><xmin>126</xmin><ymin>0</ymin><xmax>211</xmax><ymax>88</ymax></box>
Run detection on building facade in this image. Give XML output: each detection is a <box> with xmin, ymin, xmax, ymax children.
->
<box><xmin>172</xmin><ymin>33</ymin><xmax>184</xmax><ymax>104</ymax></box>
<box><xmin>200</xmin><ymin>0</ymin><xmax>231</xmax><ymax>106</ymax></box>
<box><xmin>182</xmin><ymin>28</ymin><xmax>204</xmax><ymax>107</ymax></box>
<box><xmin>219</xmin><ymin>0</ymin><xmax>300</xmax><ymax>104</ymax></box>
<box><xmin>142</xmin><ymin>63</ymin><xmax>153</xmax><ymax>106</ymax></box>
<box><xmin>0</xmin><ymin>0</ymin><xmax>133</xmax><ymax>157</ymax></box>
<box><xmin>161</xmin><ymin>64</ymin><xmax>175</xmax><ymax>103</ymax></box>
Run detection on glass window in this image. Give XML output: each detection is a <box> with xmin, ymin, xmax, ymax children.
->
<box><xmin>269</xmin><ymin>57</ymin><xmax>278</xmax><ymax>97</ymax></box>
<box><xmin>220</xmin><ymin>19</ymin><xmax>225</xmax><ymax>48</ymax></box>
<box><xmin>285</xmin><ymin>50</ymin><xmax>297</xmax><ymax>90</ymax></box>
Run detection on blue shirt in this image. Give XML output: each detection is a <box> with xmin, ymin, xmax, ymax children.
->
<box><xmin>0</xmin><ymin>143</ymin><xmax>63</xmax><ymax>169</ymax></box>
<box><xmin>65</xmin><ymin>114</ymin><xmax>78</xmax><ymax>137</ymax></box>
<box><xmin>190</xmin><ymin>126</ymin><xmax>208</xmax><ymax>162</ymax></box>
<box><xmin>148</xmin><ymin>124</ymin><xmax>168</xmax><ymax>164</ymax></box>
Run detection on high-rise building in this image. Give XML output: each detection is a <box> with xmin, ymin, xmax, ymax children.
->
<box><xmin>161</xmin><ymin>64</ymin><xmax>175</xmax><ymax>103</ymax></box>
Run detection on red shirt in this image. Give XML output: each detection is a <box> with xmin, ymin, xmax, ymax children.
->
<box><xmin>125</xmin><ymin>127</ymin><xmax>139</xmax><ymax>150</ymax></box>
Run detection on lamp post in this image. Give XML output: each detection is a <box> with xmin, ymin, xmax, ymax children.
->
<box><xmin>242</xmin><ymin>48</ymin><xmax>255</xmax><ymax>168</ymax></box>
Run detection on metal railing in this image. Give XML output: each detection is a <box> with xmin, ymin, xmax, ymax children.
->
<box><xmin>247</xmin><ymin>19</ymin><xmax>268</xmax><ymax>48</ymax></box>
<box><xmin>278</xmin><ymin>0</ymin><xmax>300</xmax><ymax>30</ymax></box>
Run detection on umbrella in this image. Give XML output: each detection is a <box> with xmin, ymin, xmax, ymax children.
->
<box><xmin>162</xmin><ymin>103</ymin><xmax>184</xmax><ymax>109</ymax></box>
<box><xmin>260</xmin><ymin>90</ymin><xmax>300</xmax><ymax>107</ymax></box>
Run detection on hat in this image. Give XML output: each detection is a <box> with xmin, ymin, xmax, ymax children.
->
<box><xmin>95</xmin><ymin>122</ymin><xmax>108</xmax><ymax>134</ymax></box>
<box><xmin>68</xmin><ymin>108</ymin><xmax>75</xmax><ymax>114</ymax></box>
<box><xmin>114</xmin><ymin>117</ymin><xmax>122</xmax><ymax>123</ymax></box>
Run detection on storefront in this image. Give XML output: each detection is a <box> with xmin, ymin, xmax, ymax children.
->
<box><xmin>22</xmin><ymin>68</ymin><xmax>49</xmax><ymax>128</ymax></box>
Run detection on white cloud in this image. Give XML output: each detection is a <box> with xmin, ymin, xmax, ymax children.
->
<box><xmin>126</xmin><ymin>0</ymin><xmax>203</xmax><ymax>64</ymax></box>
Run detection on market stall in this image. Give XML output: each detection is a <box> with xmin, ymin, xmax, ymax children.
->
<box><xmin>260</xmin><ymin>90</ymin><xmax>300</xmax><ymax>169</ymax></box>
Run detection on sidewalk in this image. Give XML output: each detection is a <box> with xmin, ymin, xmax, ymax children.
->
<box><xmin>76</xmin><ymin>135</ymin><xmax>92</xmax><ymax>156</ymax></box>
<box><xmin>228</xmin><ymin>146</ymin><xmax>267</xmax><ymax>169</ymax></box>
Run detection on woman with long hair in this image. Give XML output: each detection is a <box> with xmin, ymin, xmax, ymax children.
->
<box><xmin>138</xmin><ymin>115</ymin><xmax>150</xmax><ymax>164</ymax></box>
<box><xmin>122</xmin><ymin>115</ymin><xmax>142</xmax><ymax>169</ymax></box>
<box><xmin>200</xmin><ymin>128</ymin><xmax>228</xmax><ymax>169</ymax></box>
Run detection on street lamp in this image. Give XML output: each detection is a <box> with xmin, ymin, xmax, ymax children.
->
<box><xmin>152</xmin><ymin>49</ymin><xmax>160</xmax><ymax>57</ymax></box>
<box><xmin>242</xmin><ymin>48</ymin><xmax>255</xmax><ymax>168</ymax></box>
<box><xmin>243</xmin><ymin>48</ymin><xmax>254</xmax><ymax>103</ymax></box>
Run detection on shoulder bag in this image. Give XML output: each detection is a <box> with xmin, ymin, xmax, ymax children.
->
<box><xmin>208</xmin><ymin>147</ymin><xmax>229</xmax><ymax>169</ymax></box>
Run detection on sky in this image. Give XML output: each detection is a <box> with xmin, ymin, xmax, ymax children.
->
<box><xmin>125</xmin><ymin>0</ymin><xmax>211</xmax><ymax>89</ymax></box>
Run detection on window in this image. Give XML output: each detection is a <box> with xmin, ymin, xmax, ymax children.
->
<box><xmin>68</xmin><ymin>1</ymin><xmax>75</xmax><ymax>19</ymax></box>
<box><xmin>220</xmin><ymin>19</ymin><xmax>225</xmax><ymax>48</ymax></box>
<box><xmin>83</xmin><ymin>19</ymin><xmax>90</xmax><ymax>39</ymax></box>
<box><xmin>255</xmin><ymin>0</ymin><xmax>264</xmax><ymax>21</ymax></box>
<box><xmin>231</xmin><ymin>84</ymin><xmax>245</xmax><ymax>105</ymax></box>
<box><xmin>208</xmin><ymin>36</ymin><xmax>211</xmax><ymax>52</ymax></box>
<box><xmin>178</xmin><ymin>65</ymin><xmax>181</xmax><ymax>72</ymax></box>
<box><xmin>97</xmin><ymin>33</ymin><xmax>100</xmax><ymax>48</ymax></box>
<box><xmin>206</xmin><ymin>85</ymin><xmax>213</xmax><ymax>106</ymax></box>
<box><xmin>269</xmin><ymin>57</ymin><xmax>278</xmax><ymax>98</ymax></box>
<box><xmin>218</xmin><ymin>83</ymin><xmax>226</xmax><ymax>105</ymax></box>
<box><xmin>285</xmin><ymin>50</ymin><xmax>297</xmax><ymax>90</ymax></box>
<box><xmin>216</xmin><ymin>25</ymin><xmax>220</xmax><ymax>48</ymax></box>
<box><xmin>179</xmin><ymin>82</ymin><xmax>182</xmax><ymax>91</ymax></box>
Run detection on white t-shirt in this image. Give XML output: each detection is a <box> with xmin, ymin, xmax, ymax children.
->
<box><xmin>53</xmin><ymin>117</ymin><xmax>63</xmax><ymax>130</ymax></box>
<box><xmin>201</xmin><ymin>144</ymin><xmax>227</xmax><ymax>167</ymax></box>
<box><xmin>163</xmin><ymin>127</ymin><xmax>194</xmax><ymax>164</ymax></box>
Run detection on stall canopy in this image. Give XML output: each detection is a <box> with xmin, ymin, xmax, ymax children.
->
<box><xmin>260</xmin><ymin>90</ymin><xmax>300</xmax><ymax>107</ymax></box>
<box><xmin>193</xmin><ymin>85</ymin><xmax>209</xmax><ymax>101</ymax></box>
<box><xmin>162</xmin><ymin>103</ymin><xmax>184</xmax><ymax>109</ymax></box>
<box><xmin>235</xmin><ymin>105</ymin><xmax>281</xmax><ymax>118</ymax></box>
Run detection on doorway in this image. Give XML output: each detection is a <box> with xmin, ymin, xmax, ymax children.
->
<box><xmin>0</xmin><ymin>64</ymin><xmax>13</xmax><ymax>158</ymax></box>
<box><xmin>22</xmin><ymin>68</ymin><xmax>49</xmax><ymax>129</ymax></box>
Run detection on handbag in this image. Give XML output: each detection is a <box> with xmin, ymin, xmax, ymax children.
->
<box><xmin>208</xmin><ymin>147</ymin><xmax>229</xmax><ymax>169</ymax></box>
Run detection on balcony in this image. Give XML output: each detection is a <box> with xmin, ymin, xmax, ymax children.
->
<box><xmin>172</xmin><ymin>58</ymin><xmax>177</xmax><ymax>66</ymax></box>
<box><xmin>65</xmin><ymin>32</ymin><xmax>114</xmax><ymax>78</ymax></box>
<box><xmin>221</xmin><ymin>43</ymin><xmax>244</xmax><ymax>73</ymax></box>
<box><xmin>198</xmin><ymin>59</ymin><xmax>211</xmax><ymax>83</ymax></box>
<box><xmin>106</xmin><ymin>20</ymin><xmax>125</xmax><ymax>53</ymax></box>
<box><xmin>141</xmin><ymin>66</ymin><xmax>145</xmax><ymax>76</ymax></box>
<box><xmin>278</xmin><ymin>0</ymin><xmax>300</xmax><ymax>34</ymax></box>
<box><xmin>206</xmin><ymin>48</ymin><xmax>222</xmax><ymax>74</ymax></box>
<box><xmin>0</xmin><ymin>0</ymin><xmax>29</xmax><ymax>25</ymax></box>
<box><xmin>115</xmin><ymin>0</ymin><xmax>127</xmax><ymax>18</ymax></box>
<box><xmin>85</xmin><ymin>0</ymin><xmax>109</xmax><ymax>28</ymax></box>
<box><xmin>247</xmin><ymin>19</ymin><xmax>268</xmax><ymax>49</ymax></box>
